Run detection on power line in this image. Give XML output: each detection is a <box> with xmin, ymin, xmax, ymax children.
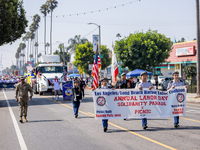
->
<box><xmin>27</xmin><ymin>0</ymin><xmax>140</xmax><ymax>18</ymax></box>
<box><xmin>83</xmin><ymin>27</ymin><xmax>99</xmax><ymax>38</ymax></box>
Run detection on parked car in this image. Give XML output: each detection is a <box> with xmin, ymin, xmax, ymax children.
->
<box><xmin>161</xmin><ymin>77</ymin><xmax>189</xmax><ymax>90</ymax></box>
<box><xmin>151</xmin><ymin>76</ymin><xmax>166</xmax><ymax>85</ymax></box>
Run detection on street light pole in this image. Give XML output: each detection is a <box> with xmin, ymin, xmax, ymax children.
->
<box><xmin>88</xmin><ymin>23</ymin><xmax>101</xmax><ymax>55</ymax></box>
<box><xmin>63</xmin><ymin>43</ymin><xmax>65</xmax><ymax>66</ymax></box>
<box><xmin>196</xmin><ymin>0</ymin><xmax>200</xmax><ymax>97</ymax></box>
<box><xmin>99</xmin><ymin>25</ymin><xmax>101</xmax><ymax>56</ymax></box>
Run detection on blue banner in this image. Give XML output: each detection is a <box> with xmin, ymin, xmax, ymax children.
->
<box><xmin>62</xmin><ymin>81</ymin><xmax>73</xmax><ymax>101</ymax></box>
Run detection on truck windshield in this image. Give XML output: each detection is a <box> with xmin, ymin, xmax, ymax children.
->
<box><xmin>40</xmin><ymin>66</ymin><xmax>63</xmax><ymax>73</ymax></box>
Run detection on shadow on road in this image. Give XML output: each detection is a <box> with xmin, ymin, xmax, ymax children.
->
<box><xmin>108</xmin><ymin>126</ymin><xmax>200</xmax><ymax>133</ymax></box>
<box><xmin>27</xmin><ymin>119</ymin><xmax>63</xmax><ymax>123</ymax></box>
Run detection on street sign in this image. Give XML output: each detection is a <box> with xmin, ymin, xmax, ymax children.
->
<box><xmin>89</xmin><ymin>64</ymin><xmax>93</xmax><ymax>70</ymax></box>
<box><xmin>93</xmin><ymin>55</ymin><xmax>103</xmax><ymax>58</ymax></box>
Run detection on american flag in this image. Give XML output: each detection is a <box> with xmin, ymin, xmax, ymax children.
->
<box><xmin>92</xmin><ymin>50</ymin><xmax>99</xmax><ymax>89</ymax></box>
<box><xmin>97</xmin><ymin>55</ymin><xmax>101</xmax><ymax>69</ymax></box>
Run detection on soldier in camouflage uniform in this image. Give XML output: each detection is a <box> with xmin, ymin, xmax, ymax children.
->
<box><xmin>15</xmin><ymin>76</ymin><xmax>33</xmax><ymax>123</ymax></box>
<box><xmin>115</xmin><ymin>73</ymin><xmax>131</xmax><ymax>89</ymax></box>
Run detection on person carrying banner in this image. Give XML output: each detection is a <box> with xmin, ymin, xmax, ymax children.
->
<box><xmin>72</xmin><ymin>80</ymin><xmax>82</xmax><ymax>118</ymax></box>
<box><xmin>93</xmin><ymin>77</ymin><xmax>110</xmax><ymax>132</ymax></box>
<box><xmin>135</xmin><ymin>72</ymin><xmax>154</xmax><ymax>130</ymax></box>
<box><xmin>15</xmin><ymin>76</ymin><xmax>33</xmax><ymax>123</ymax></box>
<box><xmin>167</xmin><ymin>71</ymin><xmax>188</xmax><ymax>128</ymax></box>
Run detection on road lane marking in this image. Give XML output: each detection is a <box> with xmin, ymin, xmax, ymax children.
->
<box><xmin>41</xmin><ymin>95</ymin><xmax>176</xmax><ymax>150</ymax></box>
<box><xmin>3</xmin><ymin>90</ymin><xmax>28</xmax><ymax>150</ymax></box>
<box><xmin>180</xmin><ymin>117</ymin><xmax>200</xmax><ymax>123</ymax></box>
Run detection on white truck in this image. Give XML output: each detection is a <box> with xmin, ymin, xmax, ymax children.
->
<box><xmin>33</xmin><ymin>55</ymin><xmax>67</xmax><ymax>95</ymax></box>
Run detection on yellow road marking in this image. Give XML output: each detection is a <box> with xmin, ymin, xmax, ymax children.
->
<box><xmin>180</xmin><ymin>117</ymin><xmax>200</xmax><ymax>123</ymax></box>
<box><xmin>40</xmin><ymin>95</ymin><xmax>176</xmax><ymax>150</ymax></box>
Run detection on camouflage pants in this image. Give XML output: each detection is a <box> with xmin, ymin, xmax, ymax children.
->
<box><xmin>19</xmin><ymin>99</ymin><xmax>28</xmax><ymax>117</ymax></box>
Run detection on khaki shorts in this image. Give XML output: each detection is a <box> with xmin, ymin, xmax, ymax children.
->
<box><xmin>54</xmin><ymin>90</ymin><xmax>60</xmax><ymax>95</ymax></box>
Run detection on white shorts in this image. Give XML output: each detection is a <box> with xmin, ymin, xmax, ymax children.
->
<box><xmin>54</xmin><ymin>90</ymin><xmax>60</xmax><ymax>95</ymax></box>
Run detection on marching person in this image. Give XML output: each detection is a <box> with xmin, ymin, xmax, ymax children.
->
<box><xmin>80</xmin><ymin>77</ymin><xmax>86</xmax><ymax>99</ymax></box>
<box><xmin>92</xmin><ymin>78</ymin><xmax>110</xmax><ymax>132</ymax></box>
<box><xmin>115</xmin><ymin>73</ymin><xmax>131</xmax><ymax>120</ymax></box>
<box><xmin>167</xmin><ymin>71</ymin><xmax>188</xmax><ymax>128</ymax></box>
<box><xmin>50</xmin><ymin>76</ymin><xmax>61</xmax><ymax>101</ymax></box>
<box><xmin>115</xmin><ymin>73</ymin><xmax>131</xmax><ymax>89</ymax></box>
<box><xmin>129</xmin><ymin>77</ymin><xmax>136</xmax><ymax>88</ymax></box>
<box><xmin>135</xmin><ymin>72</ymin><xmax>154</xmax><ymax>129</ymax></box>
<box><xmin>72</xmin><ymin>80</ymin><xmax>82</xmax><ymax>118</ymax></box>
<box><xmin>15</xmin><ymin>76</ymin><xmax>33</xmax><ymax>123</ymax></box>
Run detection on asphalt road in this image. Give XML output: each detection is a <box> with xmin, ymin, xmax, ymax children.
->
<box><xmin>0</xmin><ymin>89</ymin><xmax>200</xmax><ymax>150</ymax></box>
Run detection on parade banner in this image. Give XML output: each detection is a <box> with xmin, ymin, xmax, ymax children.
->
<box><xmin>62</xmin><ymin>81</ymin><xmax>73</xmax><ymax>101</ymax></box>
<box><xmin>93</xmin><ymin>35</ymin><xmax>99</xmax><ymax>52</ymax></box>
<box><xmin>93</xmin><ymin>87</ymin><xmax>186</xmax><ymax>119</ymax></box>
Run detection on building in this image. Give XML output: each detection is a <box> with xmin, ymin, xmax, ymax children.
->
<box><xmin>155</xmin><ymin>41</ymin><xmax>197</xmax><ymax>78</ymax></box>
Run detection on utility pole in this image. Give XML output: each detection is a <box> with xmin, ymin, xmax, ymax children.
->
<box><xmin>196</xmin><ymin>0</ymin><xmax>200</xmax><ymax>97</ymax></box>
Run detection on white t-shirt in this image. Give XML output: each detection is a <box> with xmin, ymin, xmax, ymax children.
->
<box><xmin>52</xmin><ymin>79</ymin><xmax>60</xmax><ymax>90</ymax></box>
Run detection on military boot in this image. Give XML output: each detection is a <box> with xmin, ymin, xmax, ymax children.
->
<box><xmin>24</xmin><ymin>116</ymin><xmax>28</xmax><ymax>122</ymax></box>
<box><xmin>19</xmin><ymin>117</ymin><xmax>23</xmax><ymax>123</ymax></box>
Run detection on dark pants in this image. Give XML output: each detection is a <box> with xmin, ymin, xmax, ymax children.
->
<box><xmin>174</xmin><ymin>116</ymin><xmax>179</xmax><ymax>124</ymax></box>
<box><xmin>81</xmin><ymin>89</ymin><xmax>84</xmax><ymax>97</ymax></box>
<box><xmin>72</xmin><ymin>101</ymin><xmax>80</xmax><ymax>115</ymax></box>
<box><xmin>102</xmin><ymin>119</ymin><xmax>108</xmax><ymax>128</ymax></box>
<box><xmin>142</xmin><ymin>118</ymin><xmax>147</xmax><ymax>126</ymax></box>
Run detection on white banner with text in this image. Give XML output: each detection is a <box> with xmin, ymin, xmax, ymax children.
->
<box><xmin>93</xmin><ymin>87</ymin><xmax>186</xmax><ymax>119</ymax></box>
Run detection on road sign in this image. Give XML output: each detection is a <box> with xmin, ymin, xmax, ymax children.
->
<box><xmin>93</xmin><ymin>55</ymin><xmax>103</xmax><ymax>58</ymax></box>
<box><xmin>89</xmin><ymin>64</ymin><xmax>93</xmax><ymax>70</ymax></box>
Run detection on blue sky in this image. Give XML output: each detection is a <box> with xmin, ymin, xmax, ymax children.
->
<box><xmin>0</xmin><ymin>0</ymin><xmax>196</xmax><ymax>69</ymax></box>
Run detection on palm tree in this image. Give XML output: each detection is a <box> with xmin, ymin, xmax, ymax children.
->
<box><xmin>46</xmin><ymin>0</ymin><xmax>58</xmax><ymax>55</ymax></box>
<box><xmin>24</xmin><ymin>32</ymin><xmax>31</xmax><ymax>63</ymax></box>
<box><xmin>40</xmin><ymin>4</ymin><xmax>50</xmax><ymax>55</ymax></box>
<box><xmin>30</xmin><ymin>32</ymin><xmax>35</xmax><ymax>61</ymax></box>
<box><xmin>116</xmin><ymin>33</ymin><xmax>121</xmax><ymax>40</ymax></box>
<box><xmin>34</xmin><ymin>42</ymin><xmax>39</xmax><ymax>63</ymax></box>
<box><xmin>67</xmin><ymin>35</ymin><xmax>88</xmax><ymax>53</ymax></box>
<box><xmin>45</xmin><ymin>42</ymin><xmax>50</xmax><ymax>54</ymax></box>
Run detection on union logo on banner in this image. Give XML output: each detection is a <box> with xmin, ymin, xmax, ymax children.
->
<box><xmin>96</xmin><ymin>96</ymin><xmax>106</xmax><ymax>106</ymax></box>
<box><xmin>177</xmin><ymin>93</ymin><xmax>185</xmax><ymax>103</ymax></box>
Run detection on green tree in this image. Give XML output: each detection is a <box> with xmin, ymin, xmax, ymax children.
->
<box><xmin>73</xmin><ymin>42</ymin><xmax>111</xmax><ymax>74</ymax></box>
<box><xmin>0</xmin><ymin>0</ymin><xmax>28</xmax><ymax>46</ymax></box>
<box><xmin>53</xmin><ymin>49</ymin><xmax>71</xmax><ymax>64</ymax></box>
<box><xmin>183</xmin><ymin>65</ymin><xmax>197</xmax><ymax>80</ymax></box>
<box><xmin>67</xmin><ymin>35</ymin><xmax>88</xmax><ymax>54</ymax></box>
<box><xmin>115</xmin><ymin>29</ymin><xmax>171</xmax><ymax>71</ymax></box>
<box><xmin>116</xmin><ymin>33</ymin><xmax>121</xmax><ymax>40</ymax></box>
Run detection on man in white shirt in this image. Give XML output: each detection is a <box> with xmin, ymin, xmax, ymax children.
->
<box><xmin>51</xmin><ymin>76</ymin><xmax>61</xmax><ymax>101</ymax></box>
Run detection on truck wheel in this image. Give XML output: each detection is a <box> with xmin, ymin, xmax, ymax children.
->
<box><xmin>39</xmin><ymin>87</ymin><xmax>43</xmax><ymax>95</ymax></box>
<box><xmin>34</xmin><ymin>84</ymin><xmax>39</xmax><ymax>94</ymax></box>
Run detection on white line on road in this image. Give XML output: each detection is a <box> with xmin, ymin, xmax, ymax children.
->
<box><xmin>3</xmin><ymin>90</ymin><xmax>28</xmax><ymax>150</ymax></box>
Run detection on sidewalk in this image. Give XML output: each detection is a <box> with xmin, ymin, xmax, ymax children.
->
<box><xmin>186</xmin><ymin>93</ymin><xmax>200</xmax><ymax>103</ymax></box>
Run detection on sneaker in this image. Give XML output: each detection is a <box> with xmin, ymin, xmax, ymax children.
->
<box><xmin>75</xmin><ymin>114</ymin><xmax>78</xmax><ymax>118</ymax></box>
<box><xmin>174</xmin><ymin>123</ymin><xmax>179</xmax><ymax>128</ymax></box>
<box><xmin>104</xmin><ymin>127</ymin><xmax>107</xmax><ymax>132</ymax></box>
<box><xmin>142</xmin><ymin>124</ymin><xmax>148</xmax><ymax>130</ymax></box>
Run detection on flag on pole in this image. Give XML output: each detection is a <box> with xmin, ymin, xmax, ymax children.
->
<box><xmin>97</xmin><ymin>55</ymin><xmax>101</xmax><ymax>69</ymax></box>
<box><xmin>92</xmin><ymin>49</ymin><xmax>99</xmax><ymax>89</ymax></box>
<box><xmin>111</xmin><ymin>44</ymin><xmax>119</xmax><ymax>86</ymax></box>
